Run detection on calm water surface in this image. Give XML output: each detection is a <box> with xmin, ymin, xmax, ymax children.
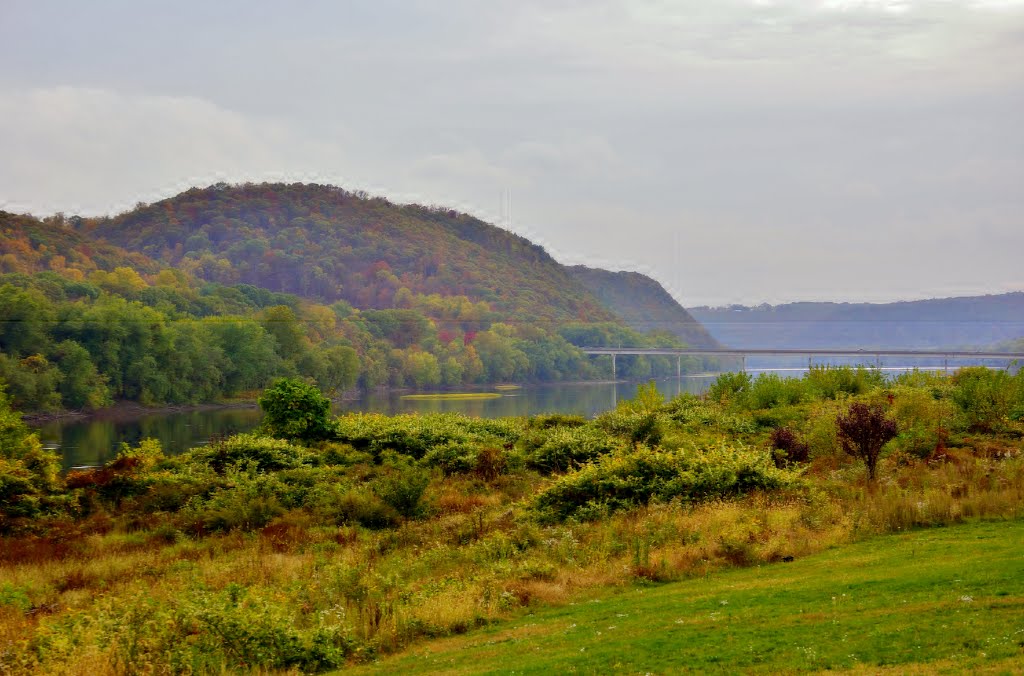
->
<box><xmin>34</xmin><ymin>366</ymin><xmax>940</xmax><ymax>469</ymax></box>
<box><xmin>34</xmin><ymin>377</ymin><xmax>716</xmax><ymax>469</ymax></box>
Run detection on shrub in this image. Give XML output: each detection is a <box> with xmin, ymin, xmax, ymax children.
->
<box><xmin>836</xmin><ymin>402</ymin><xmax>898</xmax><ymax>480</ymax></box>
<box><xmin>804</xmin><ymin>365</ymin><xmax>885</xmax><ymax>401</ymax></box>
<box><xmin>421</xmin><ymin>440</ymin><xmax>480</xmax><ymax>476</ymax></box>
<box><xmin>93</xmin><ymin>586</ymin><xmax>356</xmax><ymax>671</ymax></box>
<box><xmin>258</xmin><ymin>378</ymin><xmax>334</xmax><ymax>441</ymax></box>
<box><xmin>184</xmin><ymin>433</ymin><xmax>308</xmax><ymax>474</ymax></box>
<box><xmin>373</xmin><ymin>457</ymin><xmax>431</xmax><ymax>519</ymax></box>
<box><xmin>181</xmin><ymin>465</ymin><xmax>287</xmax><ymax>533</ymax></box>
<box><xmin>320</xmin><ymin>442</ymin><xmax>374</xmax><ymax>467</ymax></box>
<box><xmin>519</xmin><ymin>425</ymin><xmax>623</xmax><ymax>474</ymax></box>
<box><xmin>889</xmin><ymin>387</ymin><xmax>955</xmax><ymax>459</ymax></box>
<box><xmin>768</xmin><ymin>427</ymin><xmax>809</xmax><ymax>468</ymax></box>
<box><xmin>1</xmin><ymin>392</ymin><xmax>63</xmax><ymax>528</ymax></box>
<box><xmin>751</xmin><ymin>406</ymin><xmax>801</xmax><ymax>431</ymax></box>
<box><xmin>333</xmin><ymin>412</ymin><xmax>520</xmax><ymax>460</ymax></box>
<box><xmin>474</xmin><ymin>445</ymin><xmax>508</xmax><ymax>481</ymax></box>
<box><xmin>594</xmin><ymin>409</ymin><xmax>664</xmax><ymax>446</ymax></box>
<box><xmin>526</xmin><ymin>413</ymin><xmax>587</xmax><ymax>430</ymax></box>
<box><xmin>745</xmin><ymin>373</ymin><xmax>804</xmax><ymax>410</ymax></box>
<box><xmin>334</xmin><ymin>490</ymin><xmax>399</xmax><ymax>529</ymax></box>
<box><xmin>707</xmin><ymin>372</ymin><xmax>751</xmax><ymax>405</ymax></box>
<box><xmin>950</xmin><ymin>367</ymin><xmax>1014</xmax><ymax>433</ymax></box>
<box><xmin>665</xmin><ymin>394</ymin><xmax>719</xmax><ymax>426</ymax></box>
<box><xmin>0</xmin><ymin>457</ymin><xmax>40</xmax><ymax>522</ymax></box>
<box><xmin>533</xmin><ymin>444</ymin><xmax>796</xmax><ymax>522</ymax></box>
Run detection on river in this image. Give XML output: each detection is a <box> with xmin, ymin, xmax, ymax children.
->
<box><xmin>32</xmin><ymin>366</ymin><xmax>950</xmax><ymax>469</ymax></box>
<box><xmin>33</xmin><ymin>377</ymin><xmax>716</xmax><ymax>469</ymax></box>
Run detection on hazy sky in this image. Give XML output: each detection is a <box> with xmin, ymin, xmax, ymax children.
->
<box><xmin>2</xmin><ymin>1</ymin><xmax>1022</xmax><ymax>306</ymax></box>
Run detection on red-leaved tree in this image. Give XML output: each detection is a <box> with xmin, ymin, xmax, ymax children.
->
<box><xmin>836</xmin><ymin>402</ymin><xmax>898</xmax><ymax>480</ymax></box>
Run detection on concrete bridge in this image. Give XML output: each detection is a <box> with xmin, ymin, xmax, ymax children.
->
<box><xmin>578</xmin><ymin>347</ymin><xmax>1024</xmax><ymax>379</ymax></box>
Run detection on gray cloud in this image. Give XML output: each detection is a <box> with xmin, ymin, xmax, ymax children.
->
<box><xmin>1</xmin><ymin>0</ymin><xmax>1022</xmax><ymax>305</ymax></box>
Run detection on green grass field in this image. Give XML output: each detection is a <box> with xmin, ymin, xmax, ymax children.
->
<box><xmin>352</xmin><ymin>519</ymin><xmax>1024</xmax><ymax>674</ymax></box>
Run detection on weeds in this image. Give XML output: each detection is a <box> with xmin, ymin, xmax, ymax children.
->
<box><xmin>1</xmin><ymin>368</ymin><xmax>1023</xmax><ymax>672</ymax></box>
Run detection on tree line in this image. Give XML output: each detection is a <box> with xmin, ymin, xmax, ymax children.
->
<box><xmin>0</xmin><ymin>268</ymin><xmax>697</xmax><ymax>413</ymax></box>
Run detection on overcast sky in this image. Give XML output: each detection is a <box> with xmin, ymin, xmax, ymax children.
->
<box><xmin>2</xmin><ymin>1</ymin><xmax>1022</xmax><ymax>306</ymax></box>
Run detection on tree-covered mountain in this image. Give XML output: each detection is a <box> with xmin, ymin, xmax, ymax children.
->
<box><xmin>0</xmin><ymin>186</ymin><xmax>720</xmax><ymax>413</ymax></box>
<box><xmin>689</xmin><ymin>294</ymin><xmax>1024</xmax><ymax>350</ymax></box>
<box><xmin>569</xmin><ymin>266</ymin><xmax>720</xmax><ymax>349</ymax></box>
<box><xmin>79</xmin><ymin>183</ymin><xmax>619</xmax><ymax>325</ymax></box>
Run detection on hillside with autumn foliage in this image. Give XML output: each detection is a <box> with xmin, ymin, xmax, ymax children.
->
<box><xmin>79</xmin><ymin>183</ymin><xmax>618</xmax><ymax>325</ymax></box>
<box><xmin>0</xmin><ymin>211</ymin><xmax>159</xmax><ymax>280</ymax></box>
<box><xmin>0</xmin><ymin>184</ymin><xmax>720</xmax><ymax>413</ymax></box>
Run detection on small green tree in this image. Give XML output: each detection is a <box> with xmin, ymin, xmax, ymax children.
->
<box><xmin>258</xmin><ymin>378</ymin><xmax>333</xmax><ymax>442</ymax></box>
<box><xmin>951</xmin><ymin>367</ymin><xmax>1013</xmax><ymax>432</ymax></box>
<box><xmin>836</xmin><ymin>402</ymin><xmax>898</xmax><ymax>480</ymax></box>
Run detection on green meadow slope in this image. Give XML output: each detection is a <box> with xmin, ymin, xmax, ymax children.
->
<box><xmin>354</xmin><ymin>519</ymin><xmax>1024</xmax><ymax>674</ymax></box>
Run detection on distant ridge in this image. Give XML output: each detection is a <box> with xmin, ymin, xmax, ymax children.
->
<box><xmin>689</xmin><ymin>294</ymin><xmax>1024</xmax><ymax>350</ymax></box>
<box><xmin>569</xmin><ymin>266</ymin><xmax>720</xmax><ymax>348</ymax></box>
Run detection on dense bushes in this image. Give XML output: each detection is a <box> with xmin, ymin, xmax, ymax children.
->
<box><xmin>533</xmin><ymin>444</ymin><xmax>797</xmax><ymax>522</ymax></box>
<box><xmin>950</xmin><ymin>367</ymin><xmax>1020</xmax><ymax>432</ymax></box>
<box><xmin>519</xmin><ymin>425</ymin><xmax>623</xmax><ymax>473</ymax></box>
<box><xmin>4</xmin><ymin>368</ymin><xmax>1024</xmax><ymax>672</ymax></box>
<box><xmin>805</xmin><ymin>365</ymin><xmax>886</xmax><ymax>400</ymax></box>
<box><xmin>706</xmin><ymin>367</ymin><xmax>889</xmax><ymax>413</ymax></box>
<box><xmin>334</xmin><ymin>412</ymin><xmax>523</xmax><ymax>460</ymax></box>
<box><xmin>0</xmin><ymin>387</ymin><xmax>62</xmax><ymax>528</ymax></box>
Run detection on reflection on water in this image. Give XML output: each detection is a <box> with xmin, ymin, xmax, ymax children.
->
<box><xmin>338</xmin><ymin>377</ymin><xmax>713</xmax><ymax>418</ymax></box>
<box><xmin>32</xmin><ymin>378</ymin><xmax>715</xmax><ymax>469</ymax></box>
<box><xmin>34</xmin><ymin>407</ymin><xmax>265</xmax><ymax>470</ymax></box>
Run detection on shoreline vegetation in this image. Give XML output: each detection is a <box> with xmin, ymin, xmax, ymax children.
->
<box><xmin>1</xmin><ymin>366</ymin><xmax>1023</xmax><ymax>672</ymax></box>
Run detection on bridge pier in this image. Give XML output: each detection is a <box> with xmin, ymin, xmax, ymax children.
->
<box><xmin>677</xmin><ymin>355</ymin><xmax>681</xmax><ymax>380</ymax></box>
<box><xmin>611</xmin><ymin>353</ymin><xmax>616</xmax><ymax>380</ymax></box>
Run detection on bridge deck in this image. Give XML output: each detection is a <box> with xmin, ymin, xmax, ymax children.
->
<box><xmin>580</xmin><ymin>347</ymin><xmax>1024</xmax><ymax>359</ymax></box>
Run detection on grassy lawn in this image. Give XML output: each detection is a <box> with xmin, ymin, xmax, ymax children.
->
<box><xmin>351</xmin><ymin>519</ymin><xmax>1024</xmax><ymax>674</ymax></box>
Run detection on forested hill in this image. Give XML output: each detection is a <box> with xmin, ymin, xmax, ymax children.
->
<box><xmin>689</xmin><ymin>294</ymin><xmax>1024</xmax><ymax>350</ymax></box>
<box><xmin>79</xmin><ymin>183</ymin><xmax>618</xmax><ymax>325</ymax></box>
<box><xmin>569</xmin><ymin>266</ymin><xmax>720</xmax><ymax>348</ymax></box>
<box><xmin>0</xmin><ymin>185</ymin><xmax>720</xmax><ymax>413</ymax></box>
<box><xmin>1</xmin><ymin>210</ymin><xmax>159</xmax><ymax>277</ymax></box>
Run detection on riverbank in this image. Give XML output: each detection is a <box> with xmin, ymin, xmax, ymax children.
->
<box><xmin>4</xmin><ymin>367</ymin><xmax>1023</xmax><ymax>673</ymax></box>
